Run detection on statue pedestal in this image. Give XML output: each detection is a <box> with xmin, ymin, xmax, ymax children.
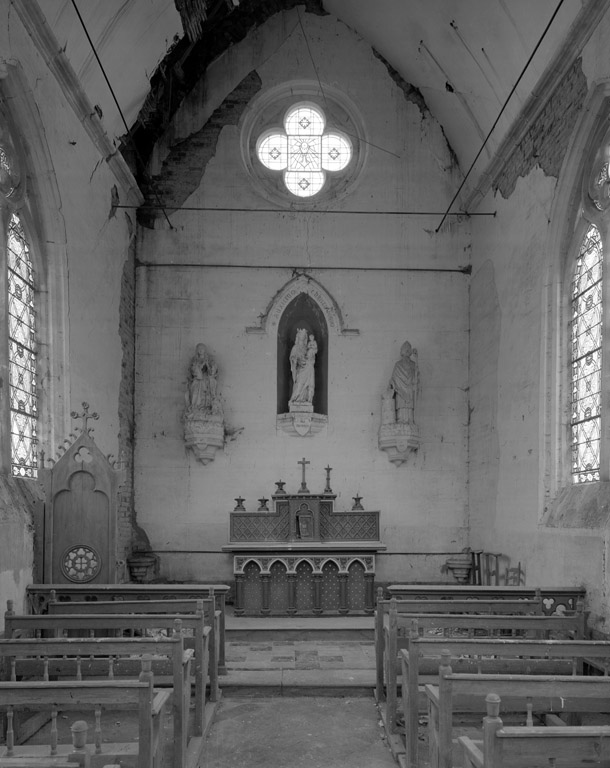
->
<box><xmin>277</xmin><ymin>409</ymin><xmax>327</xmax><ymax>437</ymax></box>
<box><xmin>378</xmin><ymin>422</ymin><xmax>420</xmax><ymax>466</ymax></box>
<box><xmin>184</xmin><ymin>413</ymin><xmax>224</xmax><ymax>464</ymax></box>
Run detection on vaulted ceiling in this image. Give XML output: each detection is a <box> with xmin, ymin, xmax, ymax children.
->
<box><xmin>36</xmin><ymin>0</ymin><xmax>599</xmax><ymax>199</ymax></box>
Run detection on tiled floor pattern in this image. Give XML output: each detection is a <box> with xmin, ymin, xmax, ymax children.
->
<box><xmin>226</xmin><ymin>639</ymin><xmax>376</xmax><ymax>671</ymax></box>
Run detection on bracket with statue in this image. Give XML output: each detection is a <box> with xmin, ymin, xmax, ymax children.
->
<box><xmin>183</xmin><ymin>342</ymin><xmax>242</xmax><ymax>464</ymax></box>
<box><xmin>378</xmin><ymin>340</ymin><xmax>421</xmax><ymax>465</ymax></box>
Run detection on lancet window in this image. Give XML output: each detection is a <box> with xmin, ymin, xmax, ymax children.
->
<box><xmin>7</xmin><ymin>212</ymin><xmax>38</xmax><ymax>477</ymax></box>
<box><xmin>1</xmin><ymin>122</ymin><xmax>39</xmax><ymax>478</ymax></box>
<box><xmin>570</xmin><ymin>224</ymin><xmax>602</xmax><ymax>483</ymax></box>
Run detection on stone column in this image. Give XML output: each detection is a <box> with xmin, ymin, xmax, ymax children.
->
<box><xmin>261</xmin><ymin>573</ymin><xmax>271</xmax><ymax>615</ymax></box>
<box><xmin>234</xmin><ymin>574</ymin><xmax>245</xmax><ymax>616</ymax></box>
<box><xmin>313</xmin><ymin>573</ymin><xmax>323</xmax><ymax>614</ymax></box>
<box><xmin>338</xmin><ymin>573</ymin><xmax>349</xmax><ymax>614</ymax></box>
<box><xmin>287</xmin><ymin>573</ymin><xmax>297</xmax><ymax>615</ymax></box>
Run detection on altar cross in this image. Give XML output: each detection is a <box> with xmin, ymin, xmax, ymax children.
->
<box><xmin>298</xmin><ymin>457</ymin><xmax>310</xmax><ymax>494</ymax></box>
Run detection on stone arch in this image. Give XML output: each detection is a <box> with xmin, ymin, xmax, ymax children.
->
<box><xmin>542</xmin><ymin>80</ymin><xmax>610</xmax><ymax>502</ymax></box>
<box><xmin>247</xmin><ymin>273</ymin><xmax>358</xmax><ymax>337</ymax></box>
<box><xmin>277</xmin><ymin>293</ymin><xmax>328</xmax><ymax>415</ymax></box>
<box><xmin>0</xmin><ymin>62</ymin><xmax>70</xmax><ymax>458</ymax></box>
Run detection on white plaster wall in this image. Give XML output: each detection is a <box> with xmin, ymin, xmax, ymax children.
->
<box><xmin>135</xmin><ymin>10</ymin><xmax>470</xmax><ymax>585</ymax></box>
<box><xmin>469</xmin><ymin>9</ymin><xmax>610</xmax><ymax>630</ymax></box>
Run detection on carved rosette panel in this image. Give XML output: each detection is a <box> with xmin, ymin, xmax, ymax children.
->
<box><xmin>61</xmin><ymin>544</ymin><xmax>102</xmax><ymax>583</ymax></box>
<box><xmin>233</xmin><ymin>554</ymin><xmax>375</xmax><ymax>575</ymax></box>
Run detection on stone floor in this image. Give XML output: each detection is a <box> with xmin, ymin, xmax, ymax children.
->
<box><xmin>201</xmin><ymin>696</ymin><xmax>398</xmax><ymax>768</ymax></box>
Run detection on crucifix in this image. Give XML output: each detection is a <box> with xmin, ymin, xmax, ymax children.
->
<box><xmin>70</xmin><ymin>402</ymin><xmax>99</xmax><ymax>434</ymax></box>
<box><xmin>298</xmin><ymin>457</ymin><xmax>310</xmax><ymax>494</ymax></box>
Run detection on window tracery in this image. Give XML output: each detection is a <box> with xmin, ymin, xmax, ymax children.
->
<box><xmin>256</xmin><ymin>103</ymin><xmax>352</xmax><ymax>198</ymax></box>
<box><xmin>570</xmin><ymin>223</ymin><xmax>602</xmax><ymax>483</ymax></box>
<box><xmin>1</xmin><ymin>123</ymin><xmax>38</xmax><ymax>478</ymax></box>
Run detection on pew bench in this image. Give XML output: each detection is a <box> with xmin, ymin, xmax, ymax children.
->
<box><xmin>459</xmin><ymin>692</ymin><xmax>610</xmax><ymax>768</ymax></box>
<box><xmin>0</xmin><ymin>678</ymin><xmax>168</xmax><ymax>768</ymax></box>
<box><xmin>399</xmin><ymin>638</ymin><xmax>610</xmax><ymax>768</ymax></box>
<box><xmin>4</xmin><ymin>600</ymin><xmax>220</xmax><ymax>701</ymax></box>
<box><xmin>26</xmin><ymin>584</ymin><xmax>230</xmax><ymax>674</ymax></box>
<box><xmin>426</xmin><ymin>656</ymin><xmax>610</xmax><ymax>768</ymax></box>
<box><xmin>46</xmin><ymin>594</ymin><xmax>225</xmax><ymax>675</ymax></box>
<box><xmin>0</xmin><ymin>627</ymin><xmax>208</xmax><ymax>768</ymax></box>
<box><xmin>384</xmin><ymin>585</ymin><xmax>586</xmax><ymax>616</ymax></box>
<box><xmin>374</xmin><ymin>592</ymin><xmax>548</xmax><ymax>704</ymax></box>
<box><xmin>44</xmin><ymin>596</ymin><xmax>222</xmax><ymax>692</ymax></box>
<box><xmin>377</xmin><ymin>604</ymin><xmax>587</xmax><ymax>725</ymax></box>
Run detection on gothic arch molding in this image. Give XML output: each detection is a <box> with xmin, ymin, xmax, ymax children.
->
<box><xmin>246</xmin><ymin>273</ymin><xmax>359</xmax><ymax>337</ymax></box>
<box><xmin>542</xmin><ymin>80</ymin><xmax>610</xmax><ymax>501</ymax></box>
<box><xmin>0</xmin><ymin>61</ymin><xmax>70</xmax><ymax>462</ymax></box>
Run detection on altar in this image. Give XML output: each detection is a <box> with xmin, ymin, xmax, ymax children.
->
<box><xmin>222</xmin><ymin>460</ymin><xmax>386</xmax><ymax>615</ymax></box>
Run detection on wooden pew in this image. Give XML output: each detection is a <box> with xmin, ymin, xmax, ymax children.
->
<box><xmin>385</xmin><ymin>584</ymin><xmax>586</xmax><ymax>616</ymax></box>
<box><xmin>44</xmin><ymin>595</ymin><xmax>222</xmax><ymax>699</ymax></box>
<box><xmin>26</xmin><ymin>584</ymin><xmax>230</xmax><ymax>674</ymax></box>
<box><xmin>425</xmin><ymin>652</ymin><xmax>610</xmax><ymax>768</ymax></box>
<box><xmin>0</xmin><ymin>675</ymin><xmax>169</xmax><ymax>768</ymax></box>
<box><xmin>377</xmin><ymin>598</ymin><xmax>586</xmax><ymax>733</ymax></box>
<box><xmin>400</xmin><ymin>638</ymin><xmax>610</xmax><ymax>768</ymax></box>
<box><xmin>3</xmin><ymin>603</ymin><xmax>217</xmax><ymax>737</ymax></box>
<box><xmin>4</xmin><ymin>600</ymin><xmax>220</xmax><ymax>701</ymax></box>
<box><xmin>0</xmin><ymin>718</ymin><xmax>88</xmax><ymax>768</ymax></box>
<box><xmin>374</xmin><ymin>590</ymin><xmax>545</xmax><ymax>704</ymax></box>
<box><xmin>0</xmin><ymin>627</ymin><xmax>205</xmax><ymax>768</ymax></box>
<box><xmin>459</xmin><ymin>692</ymin><xmax>610</xmax><ymax>768</ymax></box>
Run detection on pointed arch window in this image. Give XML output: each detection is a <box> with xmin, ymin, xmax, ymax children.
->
<box><xmin>570</xmin><ymin>224</ymin><xmax>602</xmax><ymax>483</ymax></box>
<box><xmin>7</xmin><ymin>211</ymin><xmax>38</xmax><ymax>477</ymax></box>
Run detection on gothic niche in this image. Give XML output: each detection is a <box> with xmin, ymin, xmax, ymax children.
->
<box><xmin>183</xmin><ymin>343</ymin><xmax>225</xmax><ymax>464</ymax></box>
<box><xmin>277</xmin><ymin>294</ymin><xmax>328</xmax><ymax>436</ymax></box>
<box><xmin>378</xmin><ymin>340</ymin><xmax>421</xmax><ymax>465</ymax></box>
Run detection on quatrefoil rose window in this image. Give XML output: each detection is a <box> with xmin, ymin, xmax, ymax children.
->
<box><xmin>256</xmin><ymin>103</ymin><xmax>352</xmax><ymax>198</ymax></box>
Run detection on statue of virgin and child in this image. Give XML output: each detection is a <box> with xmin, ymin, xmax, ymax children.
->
<box><xmin>288</xmin><ymin>328</ymin><xmax>318</xmax><ymax>408</ymax></box>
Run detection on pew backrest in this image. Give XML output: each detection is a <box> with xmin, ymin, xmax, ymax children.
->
<box><xmin>459</xmin><ymin>693</ymin><xmax>610</xmax><ymax>768</ymax></box>
<box><xmin>0</xmin><ymin>679</ymin><xmax>169</xmax><ymax>768</ymax></box>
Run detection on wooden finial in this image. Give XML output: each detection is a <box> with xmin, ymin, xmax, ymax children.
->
<box><xmin>485</xmin><ymin>692</ymin><xmax>501</xmax><ymax>718</ymax></box>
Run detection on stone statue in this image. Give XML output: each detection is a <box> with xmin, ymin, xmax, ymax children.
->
<box><xmin>387</xmin><ymin>340</ymin><xmax>419</xmax><ymax>425</ymax></box>
<box><xmin>185</xmin><ymin>343</ymin><xmax>218</xmax><ymax>414</ymax></box>
<box><xmin>289</xmin><ymin>329</ymin><xmax>317</xmax><ymax>406</ymax></box>
<box><xmin>378</xmin><ymin>340</ymin><xmax>421</xmax><ymax>465</ymax></box>
<box><xmin>183</xmin><ymin>343</ymin><xmax>225</xmax><ymax>464</ymax></box>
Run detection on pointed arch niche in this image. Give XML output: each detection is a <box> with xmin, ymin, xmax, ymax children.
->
<box><xmin>246</xmin><ymin>274</ymin><xmax>359</xmax><ymax>437</ymax></box>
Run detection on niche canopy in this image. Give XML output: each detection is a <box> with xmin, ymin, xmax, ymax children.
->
<box><xmin>256</xmin><ymin>102</ymin><xmax>352</xmax><ymax>198</ymax></box>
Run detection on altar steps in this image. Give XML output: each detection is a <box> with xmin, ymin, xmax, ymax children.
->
<box><xmin>221</xmin><ymin>612</ymin><xmax>376</xmax><ymax>696</ymax></box>
<box><xmin>225</xmin><ymin>612</ymin><xmax>374</xmax><ymax>641</ymax></box>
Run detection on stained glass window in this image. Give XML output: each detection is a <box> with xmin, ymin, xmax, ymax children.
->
<box><xmin>570</xmin><ymin>223</ymin><xmax>602</xmax><ymax>483</ymax></box>
<box><xmin>7</xmin><ymin>212</ymin><xmax>38</xmax><ymax>478</ymax></box>
<box><xmin>257</xmin><ymin>103</ymin><xmax>352</xmax><ymax>198</ymax></box>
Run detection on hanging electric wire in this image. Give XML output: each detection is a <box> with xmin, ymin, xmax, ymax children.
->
<box><xmin>435</xmin><ymin>0</ymin><xmax>566</xmax><ymax>232</ymax></box>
